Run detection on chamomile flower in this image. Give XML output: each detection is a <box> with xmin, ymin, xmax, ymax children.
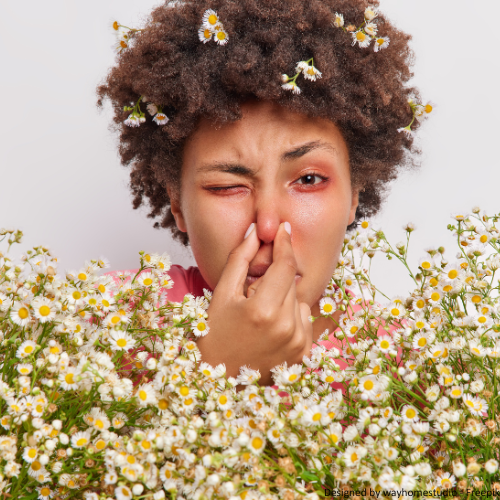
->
<box><xmin>302</xmin><ymin>64</ymin><xmax>322</xmax><ymax>81</ymax></box>
<box><xmin>153</xmin><ymin>112</ymin><xmax>169</xmax><ymax>125</ymax></box>
<box><xmin>71</xmin><ymin>430</ymin><xmax>91</xmax><ymax>449</ymax></box>
<box><xmin>358</xmin><ymin>375</ymin><xmax>380</xmax><ymax>398</ymax></box>
<box><xmin>198</xmin><ymin>25</ymin><xmax>213</xmax><ymax>43</ymax></box>
<box><xmin>374</xmin><ymin>36</ymin><xmax>390</xmax><ymax>51</ymax></box>
<box><xmin>115</xmin><ymin>485</ymin><xmax>133</xmax><ymax>500</ymax></box>
<box><xmin>124</xmin><ymin>114</ymin><xmax>140</xmax><ymax>127</ymax></box>
<box><xmin>214</xmin><ymin>26</ymin><xmax>229</xmax><ymax>45</ymax></box>
<box><xmin>377</xmin><ymin>335</ymin><xmax>393</xmax><ymax>353</ymax></box>
<box><xmin>109</xmin><ymin>331</ymin><xmax>136</xmax><ymax>351</ymax></box>
<box><xmin>58</xmin><ymin>368</ymin><xmax>80</xmax><ymax>390</ymax></box>
<box><xmin>10</xmin><ymin>302</ymin><xmax>32</xmax><ymax>327</ymax></box>
<box><xmin>191</xmin><ymin>318</ymin><xmax>209</xmax><ymax>337</ymax></box>
<box><xmin>281</xmin><ymin>80</ymin><xmax>301</xmax><ymax>94</ymax></box>
<box><xmin>280</xmin><ymin>364</ymin><xmax>302</xmax><ymax>385</ymax></box>
<box><xmin>247</xmin><ymin>432</ymin><xmax>266</xmax><ymax>454</ymax></box>
<box><xmin>449</xmin><ymin>385</ymin><xmax>464</xmax><ymax>399</ymax></box>
<box><xmin>319</xmin><ymin>297</ymin><xmax>337</xmax><ymax>315</ymax></box>
<box><xmin>364</xmin><ymin>5</ymin><xmax>377</xmax><ymax>20</ymax></box>
<box><xmin>202</xmin><ymin>9</ymin><xmax>219</xmax><ymax>28</ymax></box>
<box><xmin>401</xmin><ymin>404</ymin><xmax>419</xmax><ymax>422</ymax></box>
<box><xmin>351</xmin><ymin>30</ymin><xmax>372</xmax><ymax>48</ymax></box>
<box><xmin>364</xmin><ymin>22</ymin><xmax>377</xmax><ymax>37</ymax></box>
<box><xmin>31</xmin><ymin>297</ymin><xmax>56</xmax><ymax>323</ymax></box>
<box><xmin>332</xmin><ymin>13</ymin><xmax>344</xmax><ymax>28</ymax></box>
<box><xmin>16</xmin><ymin>340</ymin><xmax>37</xmax><ymax>359</ymax></box>
<box><xmin>344</xmin><ymin>445</ymin><xmax>366</xmax><ymax>466</ymax></box>
<box><xmin>135</xmin><ymin>383</ymin><xmax>158</xmax><ymax>406</ymax></box>
<box><xmin>462</xmin><ymin>393</ymin><xmax>488</xmax><ymax>416</ymax></box>
<box><xmin>36</xmin><ymin>486</ymin><xmax>54</xmax><ymax>500</ymax></box>
<box><xmin>22</xmin><ymin>446</ymin><xmax>39</xmax><ymax>463</ymax></box>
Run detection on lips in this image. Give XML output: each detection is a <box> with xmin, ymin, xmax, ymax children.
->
<box><xmin>246</xmin><ymin>263</ymin><xmax>301</xmax><ymax>285</ymax></box>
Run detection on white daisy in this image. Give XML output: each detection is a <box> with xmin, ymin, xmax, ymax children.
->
<box><xmin>135</xmin><ymin>383</ymin><xmax>158</xmax><ymax>406</ymax></box>
<box><xmin>124</xmin><ymin>114</ymin><xmax>140</xmax><ymax>127</ymax></box>
<box><xmin>377</xmin><ymin>335</ymin><xmax>393</xmax><ymax>353</ymax></box>
<box><xmin>109</xmin><ymin>331</ymin><xmax>136</xmax><ymax>351</ymax></box>
<box><xmin>319</xmin><ymin>297</ymin><xmax>337</xmax><ymax>315</ymax></box>
<box><xmin>247</xmin><ymin>432</ymin><xmax>266</xmax><ymax>454</ymax></box>
<box><xmin>364</xmin><ymin>6</ymin><xmax>377</xmax><ymax>20</ymax></box>
<box><xmin>214</xmin><ymin>26</ymin><xmax>229</xmax><ymax>45</ymax></box>
<box><xmin>58</xmin><ymin>368</ymin><xmax>80</xmax><ymax>390</ymax></box>
<box><xmin>279</xmin><ymin>364</ymin><xmax>302</xmax><ymax>385</ymax></box>
<box><xmin>202</xmin><ymin>9</ymin><xmax>219</xmax><ymax>28</ymax></box>
<box><xmin>374</xmin><ymin>36</ymin><xmax>390</xmax><ymax>52</ymax></box>
<box><xmin>364</xmin><ymin>22</ymin><xmax>377</xmax><ymax>37</ymax></box>
<box><xmin>191</xmin><ymin>318</ymin><xmax>209</xmax><ymax>337</ymax></box>
<box><xmin>351</xmin><ymin>30</ymin><xmax>372</xmax><ymax>48</ymax></box>
<box><xmin>302</xmin><ymin>64</ymin><xmax>322</xmax><ymax>81</ymax></box>
<box><xmin>153</xmin><ymin>112</ymin><xmax>169</xmax><ymax>125</ymax></box>
<box><xmin>115</xmin><ymin>485</ymin><xmax>133</xmax><ymax>500</ymax></box>
<box><xmin>31</xmin><ymin>297</ymin><xmax>56</xmax><ymax>323</ymax></box>
<box><xmin>22</xmin><ymin>446</ymin><xmax>39</xmax><ymax>463</ymax></box>
<box><xmin>401</xmin><ymin>404</ymin><xmax>419</xmax><ymax>422</ymax></box>
<box><xmin>16</xmin><ymin>340</ymin><xmax>37</xmax><ymax>359</ymax></box>
<box><xmin>71</xmin><ymin>430</ymin><xmax>91</xmax><ymax>448</ymax></box>
<box><xmin>281</xmin><ymin>81</ymin><xmax>301</xmax><ymax>94</ymax></box>
<box><xmin>332</xmin><ymin>13</ymin><xmax>344</xmax><ymax>28</ymax></box>
<box><xmin>10</xmin><ymin>302</ymin><xmax>32</xmax><ymax>327</ymax></box>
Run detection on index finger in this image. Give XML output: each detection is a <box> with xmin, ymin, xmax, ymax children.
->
<box><xmin>251</xmin><ymin>222</ymin><xmax>299</xmax><ymax>305</ymax></box>
<box><xmin>213</xmin><ymin>223</ymin><xmax>261</xmax><ymax>298</ymax></box>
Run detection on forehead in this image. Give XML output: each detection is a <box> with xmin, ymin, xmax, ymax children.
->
<box><xmin>183</xmin><ymin>100</ymin><xmax>347</xmax><ymax>166</ymax></box>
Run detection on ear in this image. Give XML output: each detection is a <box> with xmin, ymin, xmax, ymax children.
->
<box><xmin>348</xmin><ymin>187</ymin><xmax>360</xmax><ymax>226</ymax></box>
<box><xmin>166</xmin><ymin>185</ymin><xmax>187</xmax><ymax>233</ymax></box>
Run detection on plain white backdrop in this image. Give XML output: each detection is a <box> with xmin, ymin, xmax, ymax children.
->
<box><xmin>1</xmin><ymin>0</ymin><xmax>499</xmax><ymax>297</ymax></box>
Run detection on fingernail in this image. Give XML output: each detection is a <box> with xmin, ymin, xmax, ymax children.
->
<box><xmin>284</xmin><ymin>221</ymin><xmax>291</xmax><ymax>235</ymax></box>
<box><xmin>244</xmin><ymin>223</ymin><xmax>255</xmax><ymax>239</ymax></box>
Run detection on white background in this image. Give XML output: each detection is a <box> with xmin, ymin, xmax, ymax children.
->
<box><xmin>1</xmin><ymin>0</ymin><xmax>499</xmax><ymax>298</ymax></box>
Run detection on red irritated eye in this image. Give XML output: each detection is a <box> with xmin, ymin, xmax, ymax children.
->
<box><xmin>295</xmin><ymin>173</ymin><xmax>329</xmax><ymax>186</ymax></box>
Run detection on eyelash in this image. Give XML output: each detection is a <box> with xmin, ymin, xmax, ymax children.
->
<box><xmin>208</xmin><ymin>171</ymin><xmax>329</xmax><ymax>191</ymax></box>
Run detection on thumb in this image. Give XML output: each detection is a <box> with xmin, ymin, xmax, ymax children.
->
<box><xmin>299</xmin><ymin>301</ymin><xmax>313</xmax><ymax>345</ymax></box>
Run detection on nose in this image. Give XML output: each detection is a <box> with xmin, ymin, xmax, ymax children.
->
<box><xmin>253</xmin><ymin>189</ymin><xmax>286</xmax><ymax>245</ymax></box>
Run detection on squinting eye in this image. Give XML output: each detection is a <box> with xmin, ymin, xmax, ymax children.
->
<box><xmin>296</xmin><ymin>173</ymin><xmax>327</xmax><ymax>186</ymax></box>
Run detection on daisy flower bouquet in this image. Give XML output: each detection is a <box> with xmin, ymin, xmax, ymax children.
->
<box><xmin>1</xmin><ymin>208</ymin><xmax>500</xmax><ymax>500</ymax></box>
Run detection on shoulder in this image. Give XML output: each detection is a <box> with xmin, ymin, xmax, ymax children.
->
<box><xmin>102</xmin><ymin>264</ymin><xmax>211</xmax><ymax>302</ymax></box>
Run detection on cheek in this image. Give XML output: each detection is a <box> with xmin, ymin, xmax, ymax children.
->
<box><xmin>183</xmin><ymin>192</ymin><xmax>251</xmax><ymax>286</ymax></box>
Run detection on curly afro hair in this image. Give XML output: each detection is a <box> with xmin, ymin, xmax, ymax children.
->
<box><xmin>96</xmin><ymin>0</ymin><xmax>421</xmax><ymax>247</ymax></box>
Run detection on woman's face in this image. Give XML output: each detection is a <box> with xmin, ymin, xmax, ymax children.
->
<box><xmin>169</xmin><ymin>100</ymin><xmax>359</xmax><ymax>309</ymax></box>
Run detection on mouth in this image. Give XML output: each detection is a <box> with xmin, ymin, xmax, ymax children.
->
<box><xmin>246</xmin><ymin>264</ymin><xmax>301</xmax><ymax>285</ymax></box>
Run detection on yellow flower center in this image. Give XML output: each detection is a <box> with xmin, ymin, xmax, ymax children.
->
<box><xmin>65</xmin><ymin>373</ymin><xmax>74</xmax><ymax>384</ymax></box>
<box><xmin>448</xmin><ymin>270</ymin><xmax>458</xmax><ymax>279</ymax></box>
<box><xmin>323</xmin><ymin>303</ymin><xmax>333</xmax><ymax>313</ymax></box>
<box><xmin>418</xmin><ymin>338</ymin><xmax>427</xmax><ymax>347</ymax></box>
<box><xmin>111</xmin><ymin>316</ymin><xmax>120</xmax><ymax>324</ymax></box>
<box><xmin>28</xmin><ymin>449</ymin><xmax>37</xmax><ymax>458</ymax></box>
<box><xmin>76</xmin><ymin>437</ymin><xmax>87</xmax><ymax>446</ymax></box>
<box><xmin>364</xmin><ymin>380</ymin><xmax>374</xmax><ymax>390</ymax></box>
<box><xmin>288</xmin><ymin>374</ymin><xmax>298</xmax><ymax>382</ymax></box>
<box><xmin>252</xmin><ymin>437</ymin><xmax>263</xmax><ymax>449</ymax></box>
<box><xmin>78</xmin><ymin>273</ymin><xmax>87</xmax><ymax>281</ymax></box>
<box><xmin>219</xmin><ymin>395</ymin><xmax>228</xmax><ymax>405</ymax></box>
<box><xmin>431</xmin><ymin>292</ymin><xmax>440</xmax><ymax>301</ymax></box>
<box><xmin>217</xmin><ymin>31</ymin><xmax>226</xmax><ymax>40</ymax></box>
<box><xmin>380</xmin><ymin>340</ymin><xmax>390</xmax><ymax>349</ymax></box>
<box><xmin>117</xmin><ymin>338</ymin><xmax>127</xmax><ymax>347</ymax></box>
<box><xmin>351</xmin><ymin>452</ymin><xmax>358</xmax><ymax>462</ymax></box>
<box><xmin>405</xmin><ymin>408</ymin><xmax>416</xmax><ymax>418</ymax></box>
<box><xmin>424</xmin><ymin>104</ymin><xmax>433</xmax><ymax>113</ymax></box>
<box><xmin>180</xmin><ymin>386</ymin><xmax>189</xmax><ymax>396</ymax></box>
<box><xmin>19</xmin><ymin>308</ymin><xmax>29</xmax><ymax>320</ymax></box>
<box><xmin>197</xmin><ymin>323</ymin><xmax>206</xmax><ymax>331</ymax></box>
<box><xmin>312</xmin><ymin>412</ymin><xmax>322</xmax><ymax>421</ymax></box>
<box><xmin>158</xmin><ymin>399</ymin><xmax>168</xmax><ymax>410</ymax></box>
<box><xmin>143</xmin><ymin>278</ymin><xmax>153</xmax><ymax>286</ymax></box>
<box><xmin>208</xmin><ymin>14</ymin><xmax>217</xmax><ymax>24</ymax></box>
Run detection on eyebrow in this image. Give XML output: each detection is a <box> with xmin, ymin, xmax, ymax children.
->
<box><xmin>196</xmin><ymin>140</ymin><xmax>337</xmax><ymax>177</ymax></box>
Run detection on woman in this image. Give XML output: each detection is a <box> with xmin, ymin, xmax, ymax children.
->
<box><xmin>97</xmin><ymin>0</ymin><xmax>423</xmax><ymax>385</ymax></box>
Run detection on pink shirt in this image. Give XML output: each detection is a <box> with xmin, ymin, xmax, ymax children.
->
<box><xmin>104</xmin><ymin>264</ymin><xmax>212</xmax><ymax>301</ymax></box>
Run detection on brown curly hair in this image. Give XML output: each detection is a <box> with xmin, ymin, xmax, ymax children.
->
<box><xmin>96</xmin><ymin>0</ymin><xmax>421</xmax><ymax>247</ymax></box>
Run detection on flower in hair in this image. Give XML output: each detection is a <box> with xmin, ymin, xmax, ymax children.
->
<box><xmin>398</xmin><ymin>99</ymin><xmax>436</xmax><ymax>138</ymax></box>
<box><xmin>111</xmin><ymin>20</ymin><xmax>143</xmax><ymax>53</ymax></box>
<box><xmin>333</xmin><ymin>5</ymin><xmax>389</xmax><ymax>53</ymax></box>
<box><xmin>198</xmin><ymin>9</ymin><xmax>228</xmax><ymax>45</ymax></box>
<box><xmin>281</xmin><ymin>58</ymin><xmax>322</xmax><ymax>94</ymax></box>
